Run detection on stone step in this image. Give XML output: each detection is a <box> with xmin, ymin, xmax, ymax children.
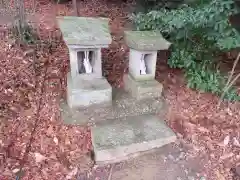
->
<box><xmin>91</xmin><ymin>114</ymin><xmax>176</xmax><ymax>165</ymax></box>
<box><xmin>60</xmin><ymin>88</ymin><xmax>166</xmax><ymax>125</ymax></box>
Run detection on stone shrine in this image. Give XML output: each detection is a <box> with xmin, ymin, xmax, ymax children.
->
<box><xmin>57</xmin><ymin>16</ymin><xmax>112</xmax><ymax>108</ymax></box>
<box><xmin>124</xmin><ymin>31</ymin><xmax>171</xmax><ymax>99</ymax></box>
<box><xmin>57</xmin><ymin>16</ymin><xmax>176</xmax><ymax>165</ymax></box>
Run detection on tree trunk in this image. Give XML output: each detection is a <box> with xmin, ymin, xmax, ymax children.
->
<box><xmin>72</xmin><ymin>0</ymin><xmax>78</xmax><ymax>16</ymax></box>
<box><xmin>14</xmin><ymin>0</ymin><xmax>27</xmax><ymax>42</ymax></box>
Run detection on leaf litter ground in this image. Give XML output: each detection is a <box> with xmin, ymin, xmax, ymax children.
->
<box><xmin>0</xmin><ymin>0</ymin><xmax>240</xmax><ymax>179</ymax></box>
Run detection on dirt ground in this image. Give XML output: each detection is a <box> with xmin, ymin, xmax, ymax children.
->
<box><xmin>0</xmin><ymin>0</ymin><xmax>240</xmax><ymax>179</ymax></box>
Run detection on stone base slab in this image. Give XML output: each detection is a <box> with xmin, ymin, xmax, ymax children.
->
<box><xmin>60</xmin><ymin>88</ymin><xmax>166</xmax><ymax>125</ymax></box>
<box><xmin>91</xmin><ymin>114</ymin><xmax>176</xmax><ymax>165</ymax></box>
<box><xmin>67</xmin><ymin>73</ymin><xmax>112</xmax><ymax>108</ymax></box>
<box><xmin>123</xmin><ymin>74</ymin><xmax>163</xmax><ymax>100</ymax></box>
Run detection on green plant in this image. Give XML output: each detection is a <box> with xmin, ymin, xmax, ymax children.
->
<box><xmin>11</xmin><ymin>22</ymin><xmax>38</xmax><ymax>45</ymax></box>
<box><xmin>135</xmin><ymin>0</ymin><xmax>184</xmax><ymax>13</ymax></box>
<box><xmin>133</xmin><ymin>0</ymin><xmax>240</xmax><ymax>100</ymax></box>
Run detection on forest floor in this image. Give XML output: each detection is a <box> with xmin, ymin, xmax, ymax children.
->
<box><xmin>0</xmin><ymin>0</ymin><xmax>240</xmax><ymax>179</ymax></box>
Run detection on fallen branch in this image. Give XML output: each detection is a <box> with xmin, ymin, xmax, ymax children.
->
<box><xmin>218</xmin><ymin>52</ymin><xmax>240</xmax><ymax>107</ymax></box>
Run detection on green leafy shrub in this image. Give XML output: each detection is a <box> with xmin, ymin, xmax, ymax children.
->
<box><xmin>133</xmin><ymin>0</ymin><xmax>240</xmax><ymax>100</ymax></box>
<box><xmin>135</xmin><ymin>0</ymin><xmax>184</xmax><ymax>13</ymax></box>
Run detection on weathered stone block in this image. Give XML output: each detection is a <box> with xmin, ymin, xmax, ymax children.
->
<box><xmin>91</xmin><ymin>114</ymin><xmax>176</xmax><ymax>165</ymax></box>
<box><xmin>123</xmin><ymin>74</ymin><xmax>163</xmax><ymax>100</ymax></box>
<box><xmin>60</xmin><ymin>88</ymin><xmax>166</xmax><ymax>125</ymax></box>
<box><xmin>66</xmin><ymin>73</ymin><xmax>112</xmax><ymax>108</ymax></box>
<box><xmin>57</xmin><ymin>16</ymin><xmax>112</xmax><ymax>46</ymax></box>
<box><xmin>124</xmin><ymin>31</ymin><xmax>171</xmax><ymax>51</ymax></box>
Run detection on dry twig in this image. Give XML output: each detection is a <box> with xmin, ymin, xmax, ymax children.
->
<box><xmin>218</xmin><ymin>52</ymin><xmax>240</xmax><ymax>107</ymax></box>
<box><xmin>108</xmin><ymin>164</ymin><xmax>114</xmax><ymax>180</ymax></box>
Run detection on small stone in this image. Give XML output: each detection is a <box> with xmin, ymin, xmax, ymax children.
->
<box><xmin>24</xmin><ymin>49</ymin><xmax>35</xmax><ymax>56</ymax></box>
<box><xmin>93</xmin><ymin>165</ymin><xmax>98</xmax><ymax>169</ymax></box>
<box><xmin>187</xmin><ymin>176</ymin><xmax>195</xmax><ymax>180</ymax></box>
<box><xmin>223</xmin><ymin>135</ymin><xmax>230</xmax><ymax>146</ymax></box>
<box><xmin>34</xmin><ymin>152</ymin><xmax>47</xmax><ymax>163</ymax></box>
<box><xmin>168</xmin><ymin>154</ymin><xmax>175</xmax><ymax>160</ymax></box>
<box><xmin>179</xmin><ymin>152</ymin><xmax>185</xmax><ymax>159</ymax></box>
<box><xmin>53</xmin><ymin>136</ymin><xmax>59</xmax><ymax>145</ymax></box>
<box><xmin>12</xmin><ymin>168</ymin><xmax>20</xmax><ymax>173</ymax></box>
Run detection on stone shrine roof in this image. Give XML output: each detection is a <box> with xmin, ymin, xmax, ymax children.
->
<box><xmin>124</xmin><ymin>31</ymin><xmax>171</xmax><ymax>51</ymax></box>
<box><xmin>57</xmin><ymin>16</ymin><xmax>112</xmax><ymax>46</ymax></box>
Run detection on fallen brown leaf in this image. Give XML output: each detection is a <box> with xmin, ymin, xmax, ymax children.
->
<box><xmin>34</xmin><ymin>152</ymin><xmax>47</xmax><ymax>163</ymax></box>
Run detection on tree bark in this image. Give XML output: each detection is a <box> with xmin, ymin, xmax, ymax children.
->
<box><xmin>13</xmin><ymin>0</ymin><xmax>28</xmax><ymax>44</ymax></box>
<box><xmin>72</xmin><ymin>0</ymin><xmax>78</xmax><ymax>16</ymax></box>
